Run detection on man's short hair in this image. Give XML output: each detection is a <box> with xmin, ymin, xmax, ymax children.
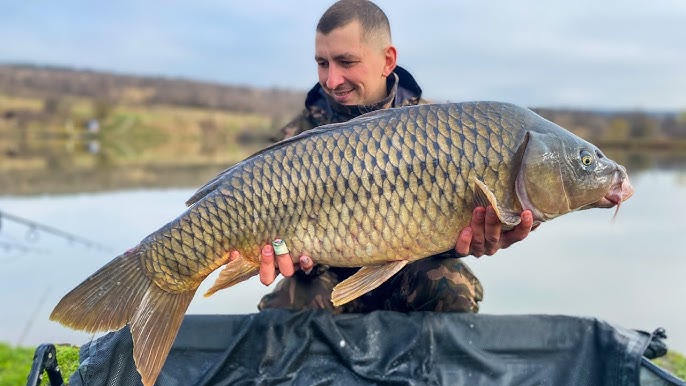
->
<box><xmin>317</xmin><ymin>0</ymin><xmax>392</xmax><ymax>47</ymax></box>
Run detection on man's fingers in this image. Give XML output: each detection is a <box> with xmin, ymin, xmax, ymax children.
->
<box><xmin>259</xmin><ymin>245</ymin><xmax>277</xmax><ymax>285</ymax></box>
<box><xmin>500</xmin><ymin>209</ymin><xmax>534</xmax><ymax>249</ymax></box>
<box><xmin>272</xmin><ymin>239</ymin><xmax>295</xmax><ymax>277</ymax></box>
<box><xmin>455</xmin><ymin>226</ymin><xmax>472</xmax><ymax>257</ymax></box>
<box><xmin>300</xmin><ymin>255</ymin><xmax>314</xmax><ymax>274</ymax></box>
<box><xmin>276</xmin><ymin>251</ymin><xmax>295</xmax><ymax>277</ymax></box>
<box><xmin>483</xmin><ymin>206</ymin><xmax>502</xmax><ymax>255</ymax></box>
<box><xmin>469</xmin><ymin>207</ymin><xmax>486</xmax><ymax>257</ymax></box>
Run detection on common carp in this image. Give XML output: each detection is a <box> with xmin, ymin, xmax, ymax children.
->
<box><xmin>50</xmin><ymin>101</ymin><xmax>633</xmax><ymax>385</ymax></box>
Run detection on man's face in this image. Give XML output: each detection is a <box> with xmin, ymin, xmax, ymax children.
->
<box><xmin>315</xmin><ymin>20</ymin><xmax>395</xmax><ymax>106</ymax></box>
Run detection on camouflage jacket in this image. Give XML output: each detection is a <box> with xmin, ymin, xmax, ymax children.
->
<box><xmin>278</xmin><ymin>65</ymin><xmax>427</xmax><ymax>140</ymax></box>
<box><xmin>259</xmin><ymin>66</ymin><xmax>483</xmax><ymax>313</ymax></box>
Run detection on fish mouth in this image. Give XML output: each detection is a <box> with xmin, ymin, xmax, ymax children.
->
<box><xmin>597</xmin><ymin>178</ymin><xmax>634</xmax><ymax>207</ymax></box>
<box><xmin>586</xmin><ymin>169</ymin><xmax>634</xmax><ymax>217</ymax></box>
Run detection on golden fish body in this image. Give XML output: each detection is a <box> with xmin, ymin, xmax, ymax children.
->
<box><xmin>148</xmin><ymin>102</ymin><xmax>520</xmax><ymax>290</ymax></box>
<box><xmin>50</xmin><ymin>101</ymin><xmax>633</xmax><ymax>386</ymax></box>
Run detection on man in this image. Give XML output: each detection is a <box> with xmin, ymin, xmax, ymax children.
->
<box><xmin>252</xmin><ymin>0</ymin><xmax>534</xmax><ymax>313</ymax></box>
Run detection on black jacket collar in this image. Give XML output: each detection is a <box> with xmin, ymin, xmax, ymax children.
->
<box><xmin>303</xmin><ymin>65</ymin><xmax>423</xmax><ymax>123</ymax></box>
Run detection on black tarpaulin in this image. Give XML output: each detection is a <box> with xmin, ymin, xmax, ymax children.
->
<box><xmin>68</xmin><ymin>310</ymin><xmax>684</xmax><ymax>386</ymax></box>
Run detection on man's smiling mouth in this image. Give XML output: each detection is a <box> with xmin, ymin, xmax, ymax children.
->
<box><xmin>333</xmin><ymin>89</ymin><xmax>353</xmax><ymax>97</ymax></box>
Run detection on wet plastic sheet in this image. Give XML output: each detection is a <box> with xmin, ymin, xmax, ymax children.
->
<box><xmin>69</xmin><ymin>309</ymin><xmax>676</xmax><ymax>386</ymax></box>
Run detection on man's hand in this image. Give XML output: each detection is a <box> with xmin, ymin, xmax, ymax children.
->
<box><xmin>455</xmin><ymin>207</ymin><xmax>536</xmax><ymax>257</ymax></box>
<box><xmin>258</xmin><ymin>244</ymin><xmax>314</xmax><ymax>286</ymax></box>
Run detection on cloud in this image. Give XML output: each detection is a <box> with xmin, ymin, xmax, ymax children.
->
<box><xmin>0</xmin><ymin>0</ymin><xmax>684</xmax><ymax>110</ymax></box>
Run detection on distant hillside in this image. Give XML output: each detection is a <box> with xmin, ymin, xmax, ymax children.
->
<box><xmin>0</xmin><ymin>64</ymin><xmax>305</xmax><ymax>120</ymax></box>
<box><xmin>532</xmin><ymin>107</ymin><xmax>686</xmax><ymax>147</ymax></box>
<box><xmin>1</xmin><ymin>63</ymin><xmax>684</xmax><ymax>146</ymax></box>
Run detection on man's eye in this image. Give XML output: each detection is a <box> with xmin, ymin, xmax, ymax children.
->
<box><xmin>340</xmin><ymin>61</ymin><xmax>355</xmax><ymax>67</ymax></box>
<box><xmin>317</xmin><ymin>61</ymin><xmax>328</xmax><ymax>68</ymax></box>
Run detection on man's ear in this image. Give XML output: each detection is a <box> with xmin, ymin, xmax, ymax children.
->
<box><xmin>382</xmin><ymin>45</ymin><xmax>397</xmax><ymax>77</ymax></box>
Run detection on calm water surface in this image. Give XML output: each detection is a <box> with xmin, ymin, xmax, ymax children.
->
<box><xmin>0</xmin><ymin>156</ymin><xmax>685</xmax><ymax>354</ymax></box>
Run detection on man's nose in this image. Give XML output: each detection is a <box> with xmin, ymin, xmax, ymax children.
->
<box><xmin>325</xmin><ymin>64</ymin><xmax>344</xmax><ymax>90</ymax></box>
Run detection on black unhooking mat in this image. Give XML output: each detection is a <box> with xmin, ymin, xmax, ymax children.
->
<box><xmin>67</xmin><ymin>310</ymin><xmax>684</xmax><ymax>386</ymax></box>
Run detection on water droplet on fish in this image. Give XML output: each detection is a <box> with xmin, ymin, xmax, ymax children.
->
<box><xmin>469</xmin><ymin>324</ymin><xmax>474</xmax><ymax>328</ymax></box>
<box><xmin>339</xmin><ymin>340</ymin><xmax>346</xmax><ymax>348</ymax></box>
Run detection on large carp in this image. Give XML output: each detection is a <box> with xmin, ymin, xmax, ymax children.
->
<box><xmin>51</xmin><ymin>101</ymin><xmax>633</xmax><ymax>385</ymax></box>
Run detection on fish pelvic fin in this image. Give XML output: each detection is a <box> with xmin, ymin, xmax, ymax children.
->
<box><xmin>472</xmin><ymin>178</ymin><xmax>521</xmax><ymax>230</ymax></box>
<box><xmin>49</xmin><ymin>246</ymin><xmax>196</xmax><ymax>386</ymax></box>
<box><xmin>203</xmin><ymin>255</ymin><xmax>260</xmax><ymax>297</ymax></box>
<box><xmin>331</xmin><ymin>260</ymin><xmax>408</xmax><ymax>307</ymax></box>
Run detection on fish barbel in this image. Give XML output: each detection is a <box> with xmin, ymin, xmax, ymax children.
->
<box><xmin>50</xmin><ymin>101</ymin><xmax>633</xmax><ymax>385</ymax></box>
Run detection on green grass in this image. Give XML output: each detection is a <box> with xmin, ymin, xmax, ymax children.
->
<box><xmin>653</xmin><ymin>351</ymin><xmax>686</xmax><ymax>380</ymax></box>
<box><xmin>0</xmin><ymin>342</ymin><xmax>80</xmax><ymax>386</ymax></box>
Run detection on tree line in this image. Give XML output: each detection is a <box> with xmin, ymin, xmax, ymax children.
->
<box><xmin>1</xmin><ymin>63</ymin><xmax>684</xmax><ymax>145</ymax></box>
<box><xmin>0</xmin><ymin>64</ymin><xmax>304</xmax><ymax>121</ymax></box>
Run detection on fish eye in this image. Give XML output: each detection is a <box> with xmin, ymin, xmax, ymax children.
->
<box><xmin>580</xmin><ymin>150</ymin><xmax>594</xmax><ymax>166</ymax></box>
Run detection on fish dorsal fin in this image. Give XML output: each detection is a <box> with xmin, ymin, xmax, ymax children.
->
<box><xmin>331</xmin><ymin>260</ymin><xmax>408</xmax><ymax>306</ymax></box>
<box><xmin>472</xmin><ymin>178</ymin><xmax>521</xmax><ymax>230</ymax></box>
<box><xmin>185</xmin><ymin>108</ymin><xmax>399</xmax><ymax>206</ymax></box>
<box><xmin>185</xmin><ymin>168</ymin><xmax>234</xmax><ymax>207</ymax></box>
<box><xmin>185</xmin><ymin>122</ymin><xmax>353</xmax><ymax>207</ymax></box>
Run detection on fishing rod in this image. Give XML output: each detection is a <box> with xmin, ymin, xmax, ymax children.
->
<box><xmin>0</xmin><ymin>240</ymin><xmax>49</xmax><ymax>255</ymax></box>
<box><xmin>0</xmin><ymin>210</ymin><xmax>111</xmax><ymax>252</ymax></box>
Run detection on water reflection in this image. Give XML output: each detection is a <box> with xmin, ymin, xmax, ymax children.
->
<box><xmin>0</xmin><ymin>148</ymin><xmax>685</xmax><ymax>355</ymax></box>
<box><xmin>3</xmin><ymin>123</ymin><xmax>685</xmax><ymax>196</ymax></box>
<box><xmin>0</xmin><ymin>113</ymin><xmax>273</xmax><ymax>195</ymax></box>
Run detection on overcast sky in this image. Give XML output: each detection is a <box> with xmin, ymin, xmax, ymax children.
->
<box><xmin>1</xmin><ymin>1</ymin><xmax>685</xmax><ymax>111</ymax></box>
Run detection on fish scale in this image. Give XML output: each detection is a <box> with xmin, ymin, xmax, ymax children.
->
<box><xmin>210</xmin><ymin>102</ymin><xmax>472</xmax><ymax>266</ymax></box>
<box><xmin>50</xmin><ymin>101</ymin><xmax>633</xmax><ymax>386</ymax></box>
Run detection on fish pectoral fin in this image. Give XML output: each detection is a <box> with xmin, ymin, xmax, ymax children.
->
<box><xmin>331</xmin><ymin>260</ymin><xmax>408</xmax><ymax>307</ymax></box>
<box><xmin>472</xmin><ymin>178</ymin><xmax>521</xmax><ymax>229</ymax></box>
<box><xmin>204</xmin><ymin>257</ymin><xmax>259</xmax><ymax>297</ymax></box>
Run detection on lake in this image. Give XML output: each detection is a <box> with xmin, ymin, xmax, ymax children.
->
<box><xmin>0</xmin><ymin>150</ymin><xmax>685</xmax><ymax>355</ymax></box>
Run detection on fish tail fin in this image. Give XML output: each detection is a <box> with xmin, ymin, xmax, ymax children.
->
<box><xmin>203</xmin><ymin>254</ymin><xmax>259</xmax><ymax>297</ymax></box>
<box><xmin>50</xmin><ymin>246</ymin><xmax>196</xmax><ymax>386</ymax></box>
<box><xmin>49</xmin><ymin>246</ymin><xmax>149</xmax><ymax>332</ymax></box>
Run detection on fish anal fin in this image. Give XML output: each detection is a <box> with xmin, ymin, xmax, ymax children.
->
<box><xmin>203</xmin><ymin>256</ymin><xmax>259</xmax><ymax>297</ymax></box>
<box><xmin>472</xmin><ymin>178</ymin><xmax>521</xmax><ymax>230</ymax></box>
<box><xmin>331</xmin><ymin>260</ymin><xmax>408</xmax><ymax>307</ymax></box>
<box><xmin>130</xmin><ymin>287</ymin><xmax>195</xmax><ymax>386</ymax></box>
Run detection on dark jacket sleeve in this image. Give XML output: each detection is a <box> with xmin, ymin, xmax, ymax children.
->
<box><xmin>277</xmin><ymin>110</ymin><xmax>317</xmax><ymax>141</ymax></box>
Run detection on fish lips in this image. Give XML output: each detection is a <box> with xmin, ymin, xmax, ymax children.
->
<box><xmin>582</xmin><ymin>169</ymin><xmax>634</xmax><ymax>209</ymax></box>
